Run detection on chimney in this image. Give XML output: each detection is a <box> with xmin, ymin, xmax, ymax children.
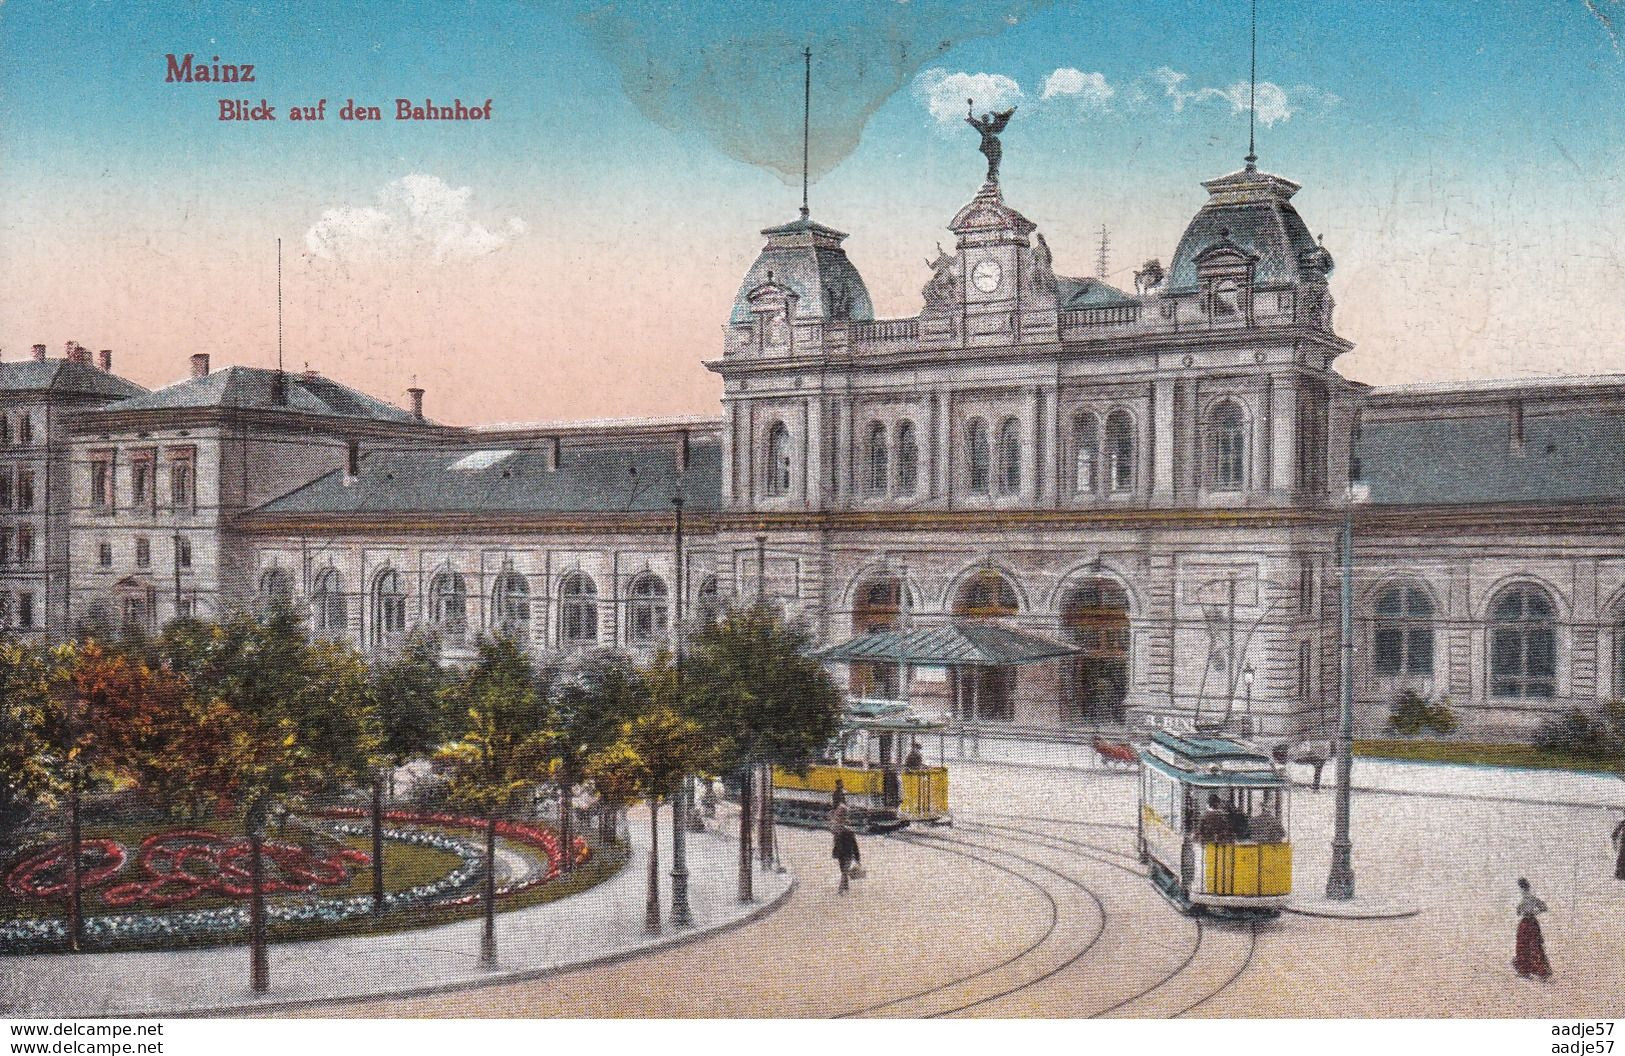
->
<box><xmin>31</xmin><ymin>344</ymin><xmax>47</xmax><ymax>362</ymax></box>
<box><xmin>407</xmin><ymin>386</ymin><xmax>424</xmax><ymax>420</ymax></box>
<box><xmin>271</xmin><ymin>369</ymin><xmax>288</xmax><ymax>406</ymax></box>
<box><xmin>97</xmin><ymin>349</ymin><xmax>113</xmax><ymax>373</ymax></box>
<box><xmin>675</xmin><ymin>429</ymin><xmax>690</xmax><ymax>472</ymax></box>
<box><xmin>303</xmin><ymin>367</ymin><xmax>319</xmax><ymax>381</ymax></box>
<box><xmin>190</xmin><ymin>353</ymin><xmax>210</xmax><ymax>378</ymax></box>
<box><xmin>346</xmin><ymin>439</ymin><xmax>361</xmax><ymax>478</ymax></box>
<box><xmin>65</xmin><ymin>341</ymin><xmax>90</xmax><ymax>366</ymax></box>
<box><xmin>544</xmin><ymin>436</ymin><xmax>560</xmax><ymax>472</ymax></box>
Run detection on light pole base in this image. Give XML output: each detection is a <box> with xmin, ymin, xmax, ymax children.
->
<box><xmin>671</xmin><ymin>869</ymin><xmax>692</xmax><ymax>926</ymax></box>
<box><xmin>1325</xmin><ymin>841</ymin><xmax>1355</xmax><ymax>901</ymax></box>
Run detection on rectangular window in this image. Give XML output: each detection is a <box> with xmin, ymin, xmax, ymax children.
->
<box><xmin>0</xmin><ymin>528</ymin><xmax>10</xmax><ymax>565</ymax></box>
<box><xmin>0</xmin><ymin>416</ymin><xmax>9</xmax><ymax>446</ymax></box>
<box><xmin>90</xmin><ymin>451</ymin><xmax>115</xmax><ymax>511</ymax></box>
<box><xmin>135</xmin><ymin>536</ymin><xmax>151</xmax><ymax>568</ymax></box>
<box><xmin>131</xmin><ymin>451</ymin><xmax>156</xmax><ymax>510</ymax></box>
<box><xmin>16</xmin><ymin>471</ymin><xmax>33</xmax><ymax>511</ymax></box>
<box><xmin>17</xmin><ymin>527</ymin><xmax>34</xmax><ymax>562</ymax></box>
<box><xmin>176</xmin><ymin>597</ymin><xmax>193</xmax><ymax>620</ymax></box>
<box><xmin>1299</xmin><ymin>558</ymin><xmax>1315</xmax><ymax>616</ymax></box>
<box><xmin>17</xmin><ymin>414</ymin><xmax>32</xmax><ymax>446</ymax></box>
<box><xmin>176</xmin><ymin>536</ymin><xmax>192</xmax><ymax>569</ymax></box>
<box><xmin>1407</xmin><ymin>628</ymin><xmax>1435</xmax><ymax>676</ymax></box>
<box><xmin>1373</xmin><ymin>629</ymin><xmax>1403</xmax><ymax>675</ymax></box>
<box><xmin>0</xmin><ymin>470</ymin><xmax>10</xmax><ymax>509</ymax></box>
<box><xmin>168</xmin><ymin>449</ymin><xmax>196</xmax><ymax>512</ymax></box>
<box><xmin>98</xmin><ymin>540</ymin><xmax>112</xmax><ymax>567</ymax></box>
<box><xmin>1298</xmin><ymin>641</ymin><xmax>1313</xmax><ymax>700</ymax></box>
<box><xmin>17</xmin><ymin>592</ymin><xmax>33</xmax><ymax>629</ymax></box>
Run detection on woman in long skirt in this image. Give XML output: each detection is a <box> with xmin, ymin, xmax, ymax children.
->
<box><xmin>1512</xmin><ymin>877</ymin><xmax>1552</xmax><ymax>980</ymax></box>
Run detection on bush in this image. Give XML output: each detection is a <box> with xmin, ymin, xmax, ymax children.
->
<box><xmin>1387</xmin><ymin>690</ymin><xmax>1458</xmax><ymax>736</ymax></box>
<box><xmin>1534</xmin><ymin>702</ymin><xmax>1625</xmax><ymax>764</ymax></box>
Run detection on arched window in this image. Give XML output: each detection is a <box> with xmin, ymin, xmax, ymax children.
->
<box><xmin>696</xmin><ymin>576</ymin><xmax>721</xmax><ymax>626</ymax></box>
<box><xmin>312</xmin><ymin>569</ymin><xmax>347</xmax><ymax>636</ymax></box>
<box><xmin>1490</xmin><ymin>584</ymin><xmax>1556</xmax><ymax>698</ymax></box>
<box><xmin>372</xmin><ymin>569</ymin><xmax>406</xmax><ymax>646</ymax></box>
<box><xmin>895</xmin><ymin>421</ymin><xmax>919</xmax><ymax>496</ymax></box>
<box><xmin>1105</xmin><ymin>411</ymin><xmax>1136</xmax><ymax>493</ymax></box>
<box><xmin>258</xmin><ymin>568</ymin><xmax>294</xmax><ymax>612</ymax></box>
<box><xmin>1206</xmin><ymin>400</ymin><xmax>1248</xmax><ymax>491</ymax></box>
<box><xmin>1373</xmin><ymin>585</ymin><xmax>1433</xmax><ymax>676</ymax></box>
<box><xmin>1072</xmin><ymin>412</ymin><xmax>1098</xmax><ymax>495</ymax></box>
<box><xmin>429</xmin><ymin>571</ymin><xmax>468</xmax><ymax>641</ymax></box>
<box><xmin>998</xmin><ymin>417</ymin><xmax>1022</xmax><ymax>495</ymax></box>
<box><xmin>765</xmin><ymin>422</ymin><xmax>792</xmax><ymax>497</ymax></box>
<box><xmin>966</xmin><ymin>419</ymin><xmax>991</xmax><ymax>494</ymax></box>
<box><xmin>627</xmin><ymin>573</ymin><xmax>669</xmax><ymax>646</ymax></box>
<box><xmin>866</xmin><ymin>422</ymin><xmax>889</xmax><ymax>495</ymax></box>
<box><xmin>954</xmin><ymin>568</ymin><xmax>1020</xmax><ymax>620</ymax></box>
<box><xmin>492</xmin><ymin>571</ymin><xmax>531</xmax><ymax>639</ymax></box>
<box><xmin>559</xmin><ymin>572</ymin><xmax>599</xmax><ymax>647</ymax></box>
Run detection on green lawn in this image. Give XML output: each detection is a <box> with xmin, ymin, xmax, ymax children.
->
<box><xmin>1355</xmin><ymin>738</ymin><xmax>1623</xmax><ymax>774</ymax></box>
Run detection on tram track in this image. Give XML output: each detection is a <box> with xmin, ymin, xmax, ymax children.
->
<box><xmin>895</xmin><ymin>820</ymin><xmax>1259</xmax><ymax>1019</ymax></box>
<box><xmin>848</xmin><ymin>827</ymin><xmax>1108</xmax><ymax>1019</ymax></box>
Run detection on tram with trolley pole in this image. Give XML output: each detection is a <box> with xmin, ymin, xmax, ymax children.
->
<box><xmin>1137</xmin><ymin>728</ymin><xmax>1292</xmax><ymax>918</ymax></box>
<box><xmin>772</xmin><ymin>700</ymin><xmax>951</xmax><ymax>833</ymax></box>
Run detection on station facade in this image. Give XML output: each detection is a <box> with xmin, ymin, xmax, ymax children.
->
<box><xmin>6</xmin><ymin>141</ymin><xmax>1622</xmax><ymax>740</ymax></box>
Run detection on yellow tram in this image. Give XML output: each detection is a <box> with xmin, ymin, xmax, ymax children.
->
<box><xmin>772</xmin><ymin>701</ymin><xmax>951</xmax><ymax>832</ymax></box>
<box><xmin>1137</xmin><ymin>729</ymin><xmax>1292</xmax><ymax>917</ymax></box>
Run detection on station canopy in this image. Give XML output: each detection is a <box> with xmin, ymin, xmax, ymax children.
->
<box><xmin>817</xmin><ymin>620</ymin><xmax>1080</xmax><ymax>667</ymax></box>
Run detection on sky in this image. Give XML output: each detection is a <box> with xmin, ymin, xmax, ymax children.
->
<box><xmin>1</xmin><ymin>0</ymin><xmax>1623</xmax><ymax>426</ymax></box>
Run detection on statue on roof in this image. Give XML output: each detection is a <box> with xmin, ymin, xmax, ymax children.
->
<box><xmin>922</xmin><ymin>242</ymin><xmax>959</xmax><ymax>311</ymax></box>
<box><xmin>966</xmin><ymin>101</ymin><xmax>1016</xmax><ymax>184</ymax></box>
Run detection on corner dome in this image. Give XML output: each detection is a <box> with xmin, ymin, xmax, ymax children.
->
<box><xmin>1166</xmin><ymin>166</ymin><xmax>1329</xmax><ymax>293</ymax></box>
<box><xmin>729</xmin><ymin>215</ymin><xmax>874</xmax><ymax>325</ymax></box>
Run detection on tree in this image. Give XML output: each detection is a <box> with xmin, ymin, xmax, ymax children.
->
<box><xmin>547</xmin><ymin>649</ymin><xmax>643</xmax><ymax>870</ymax></box>
<box><xmin>683</xmin><ymin>606</ymin><xmax>843</xmax><ymax>901</ymax></box>
<box><xmin>0</xmin><ymin>636</ymin><xmax>65</xmax><ymax>846</ymax></box>
<box><xmin>435</xmin><ymin>636</ymin><xmax>547</xmax><ymax>965</ymax></box>
<box><xmin>363</xmin><ymin>629</ymin><xmax>452</xmax><ymax>909</ymax></box>
<box><xmin>598</xmin><ymin>653</ymin><xmax>716</xmax><ymax>934</ymax></box>
<box><xmin>152</xmin><ymin>605</ymin><xmax>350</xmax><ymax>991</ymax></box>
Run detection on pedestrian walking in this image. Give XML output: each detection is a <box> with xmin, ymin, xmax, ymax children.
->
<box><xmin>831</xmin><ymin>777</ymin><xmax>846</xmax><ymax>808</ymax></box>
<box><xmin>1512</xmin><ymin>877</ymin><xmax>1552</xmax><ymax>981</ymax></box>
<box><xmin>1612</xmin><ymin>814</ymin><xmax>1625</xmax><ymax>881</ymax></box>
<box><xmin>831</xmin><ymin>804</ymin><xmax>861</xmax><ymax>894</ymax></box>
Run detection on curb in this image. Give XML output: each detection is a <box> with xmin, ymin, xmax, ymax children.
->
<box><xmin>164</xmin><ymin>871</ymin><xmax>797</xmax><ymax>1018</ymax></box>
<box><xmin>1282</xmin><ymin>899</ymin><xmax>1421</xmax><ymax>921</ymax></box>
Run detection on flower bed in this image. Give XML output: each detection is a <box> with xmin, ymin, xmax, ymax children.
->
<box><xmin>1</xmin><ymin>812</ymin><xmax>589</xmax><ymax>954</ymax></box>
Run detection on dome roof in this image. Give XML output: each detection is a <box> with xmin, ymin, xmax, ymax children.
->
<box><xmin>1166</xmin><ymin>166</ymin><xmax>1330</xmax><ymax>293</ymax></box>
<box><xmin>729</xmin><ymin>215</ymin><xmax>874</xmax><ymax>325</ymax></box>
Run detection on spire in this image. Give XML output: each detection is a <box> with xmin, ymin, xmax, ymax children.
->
<box><xmin>800</xmin><ymin>47</ymin><xmax>811</xmax><ymax>220</ymax></box>
<box><xmin>1096</xmin><ymin>224</ymin><xmax>1111</xmax><ymax>279</ymax></box>
<box><xmin>1245</xmin><ymin>0</ymin><xmax>1258</xmax><ymax>171</ymax></box>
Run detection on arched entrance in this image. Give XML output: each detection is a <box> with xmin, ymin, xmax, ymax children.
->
<box><xmin>1061</xmin><ymin>578</ymin><xmax>1130</xmax><ymax>724</ymax></box>
<box><xmin>851</xmin><ymin>575</ymin><xmax>907</xmax><ymax>698</ymax></box>
<box><xmin>951</xmin><ymin>568</ymin><xmax>1020</xmax><ymax>722</ymax></box>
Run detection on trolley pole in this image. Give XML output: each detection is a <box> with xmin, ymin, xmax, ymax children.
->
<box><xmin>1325</xmin><ymin>499</ymin><xmax>1357</xmax><ymax>900</ymax></box>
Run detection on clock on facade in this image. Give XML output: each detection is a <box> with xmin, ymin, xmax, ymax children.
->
<box><xmin>971</xmin><ymin>257</ymin><xmax>1003</xmax><ymax>294</ymax></box>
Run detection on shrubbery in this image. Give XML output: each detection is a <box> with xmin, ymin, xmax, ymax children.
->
<box><xmin>1533</xmin><ymin>701</ymin><xmax>1625</xmax><ymax>764</ymax></box>
<box><xmin>1387</xmin><ymin>690</ymin><xmax>1459</xmax><ymax>736</ymax></box>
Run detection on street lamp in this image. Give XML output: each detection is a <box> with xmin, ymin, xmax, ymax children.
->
<box><xmin>669</xmin><ymin>495</ymin><xmax>691</xmax><ymax>926</ymax></box>
<box><xmin>1326</xmin><ymin>482</ymin><xmax>1369</xmax><ymax>901</ymax></box>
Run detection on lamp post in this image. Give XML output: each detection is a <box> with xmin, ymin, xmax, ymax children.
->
<box><xmin>1326</xmin><ymin>483</ymin><xmax>1367</xmax><ymax>900</ymax></box>
<box><xmin>669</xmin><ymin>495</ymin><xmax>691</xmax><ymax>926</ymax></box>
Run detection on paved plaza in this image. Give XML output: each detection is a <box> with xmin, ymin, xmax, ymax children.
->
<box><xmin>4</xmin><ymin>753</ymin><xmax>1622</xmax><ymax>1018</ymax></box>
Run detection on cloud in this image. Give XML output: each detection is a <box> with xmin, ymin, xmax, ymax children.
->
<box><xmin>1040</xmin><ymin>68</ymin><xmax>1114</xmax><ymax>111</ymax></box>
<box><xmin>305</xmin><ymin>175</ymin><xmax>525</xmax><ymax>265</ymax></box>
<box><xmin>913</xmin><ymin>67</ymin><xmax>1024</xmax><ymax>128</ymax></box>
<box><xmin>1144</xmin><ymin>66</ymin><xmax>1333</xmax><ymax>127</ymax></box>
